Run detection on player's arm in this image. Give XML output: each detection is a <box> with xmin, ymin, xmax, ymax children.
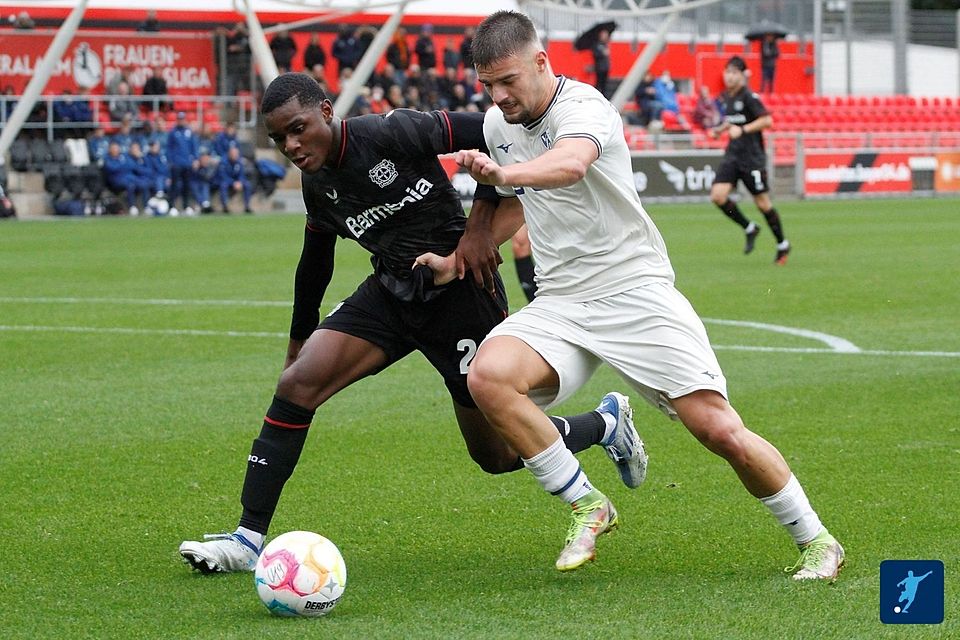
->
<box><xmin>456</xmin><ymin>137</ymin><xmax>599</xmax><ymax>190</ymax></box>
<box><xmin>286</xmin><ymin>224</ymin><xmax>337</xmax><ymax>369</ymax></box>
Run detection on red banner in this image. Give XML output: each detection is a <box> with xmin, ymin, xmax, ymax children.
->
<box><xmin>803</xmin><ymin>152</ymin><xmax>913</xmax><ymax>195</ymax></box>
<box><xmin>0</xmin><ymin>30</ymin><xmax>215</xmax><ymax>95</ymax></box>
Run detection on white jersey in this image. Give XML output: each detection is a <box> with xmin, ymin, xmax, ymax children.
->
<box><xmin>484</xmin><ymin>76</ymin><xmax>675</xmax><ymax>300</ymax></box>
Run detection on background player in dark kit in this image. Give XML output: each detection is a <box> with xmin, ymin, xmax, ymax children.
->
<box><xmin>709</xmin><ymin>56</ymin><xmax>791</xmax><ymax>264</ymax></box>
<box><xmin>179</xmin><ymin>73</ymin><xmax>646</xmax><ymax>572</ymax></box>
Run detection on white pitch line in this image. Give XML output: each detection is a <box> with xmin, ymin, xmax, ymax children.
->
<box><xmin>0</xmin><ymin>296</ymin><xmax>290</xmax><ymax>307</ymax></box>
<box><xmin>703</xmin><ymin>317</ymin><xmax>861</xmax><ymax>353</ymax></box>
<box><xmin>0</xmin><ymin>325</ymin><xmax>957</xmax><ymax>358</ymax></box>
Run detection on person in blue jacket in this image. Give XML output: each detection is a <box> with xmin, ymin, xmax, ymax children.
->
<box><xmin>213</xmin><ymin>121</ymin><xmax>240</xmax><ymax>159</ymax></box>
<box><xmin>216</xmin><ymin>146</ymin><xmax>253</xmax><ymax>213</ymax></box>
<box><xmin>144</xmin><ymin>140</ymin><xmax>170</xmax><ymax>197</ymax></box>
<box><xmin>191</xmin><ymin>151</ymin><xmax>219</xmax><ymax>214</ymax></box>
<box><xmin>166</xmin><ymin>111</ymin><xmax>199</xmax><ymax>215</ymax></box>
<box><xmin>102</xmin><ymin>141</ymin><xmax>151</xmax><ymax>215</ymax></box>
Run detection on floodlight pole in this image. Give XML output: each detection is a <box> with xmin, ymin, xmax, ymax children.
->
<box><xmin>609</xmin><ymin>10</ymin><xmax>680</xmax><ymax>112</ymax></box>
<box><xmin>239</xmin><ymin>0</ymin><xmax>281</xmax><ymax>90</ymax></box>
<box><xmin>0</xmin><ymin>0</ymin><xmax>89</xmax><ymax>161</ymax></box>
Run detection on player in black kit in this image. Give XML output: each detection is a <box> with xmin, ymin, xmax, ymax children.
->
<box><xmin>709</xmin><ymin>56</ymin><xmax>791</xmax><ymax>264</ymax></box>
<box><xmin>179</xmin><ymin>73</ymin><xmax>645</xmax><ymax>573</ymax></box>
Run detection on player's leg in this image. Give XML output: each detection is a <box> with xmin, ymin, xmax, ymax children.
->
<box><xmin>711</xmin><ymin>162</ymin><xmax>758</xmax><ymax>253</ymax></box>
<box><xmin>179</xmin><ymin>327</ymin><xmax>389</xmax><ymax>573</ymax></box>
<box><xmin>752</xmin><ymin>190</ymin><xmax>790</xmax><ymax>264</ymax></box>
<box><xmin>671</xmin><ymin>390</ymin><xmax>843</xmax><ymax>580</ymax></box>
<box><xmin>420</xmin><ymin>276</ymin><xmax>617</xmax><ymax>475</ymax></box>
<box><xmin>467</xmin><ymin>323</ymin><xmax>617</xmax><ymax>572</ymax></box>
<box><xmin>511</xmin><ymin>225</ymin><xmax>537</xmax><ymax>303</ymax></box>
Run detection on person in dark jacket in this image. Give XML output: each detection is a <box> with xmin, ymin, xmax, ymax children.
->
<box><xmin>166</xmin><ymin>112</ymin><xmax>199</xmax><ymax>215</ymax></box>
<box><xmin>414</xmin><ymin>23</ymin><xmax>437</xmax><ymax>70</ymax></box>
<box><xmin>270</xmin><ymin>30</ymin><xmax>298</xmax><ymax>73</ymax></box>
<box><xmin>216</xmin><ymin>146</ymin><xmax>252</xmax><ymax>213</ymax></box>
<box><xmin>103</xmin><ymin>142</ymin><xmax>151</xmax><ymax>214</ymax></box>
<box><xmin>302</xmin><ymin>33</ymin><xmax>327</xmax><ymax>70</ymax></box>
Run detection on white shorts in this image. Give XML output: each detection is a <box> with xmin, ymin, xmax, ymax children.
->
<box><xmin>484</xmin><ymin>281</ymin><xmax>728</xmax><ymax>417</ymax></box>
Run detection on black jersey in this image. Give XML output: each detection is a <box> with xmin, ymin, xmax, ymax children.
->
<box><xmin>300</xmin><ymin>108</ymin><xmax>487</xmax><ymax>301</ymax></box>
<box><xmin>720</xmin><ymin>86</ymin><xmax>769</xmax><ymax>165</ymax></box>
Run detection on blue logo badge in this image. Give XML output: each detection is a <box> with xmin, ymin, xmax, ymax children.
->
<box><xmin>880</xmin><ymin>560</ymin><xmax>944</xmax><ymax>624</ymax></box>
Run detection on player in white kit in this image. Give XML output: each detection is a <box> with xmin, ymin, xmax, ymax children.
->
<box><xmin>425</xmin><ymin>10</ymin><xmax>844</xmax><ymax>580</ymax></box>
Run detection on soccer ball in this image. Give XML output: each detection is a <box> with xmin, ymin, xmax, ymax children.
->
<box><xmin>146</xmin><ymin>196</ymin><xmax>170</xmax><ymax>216</ymax></box>
<box><xmin>254</xmin><ymin>531</ymin><xmax>347</xmax><ymax>617</ymax></box>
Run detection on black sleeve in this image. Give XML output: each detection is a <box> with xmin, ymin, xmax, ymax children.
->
<box><xmin>289</xmin><ymin>224</ymin><xmax>337</xmax><ymax>341</ymax></box>
<box><xmin>747</xmin><ymin>93</ymin><xmax>770</xmax><ymax>119</ymax></box>
<box><xmin>442</xmin><ymin>111</ymin><xmax>500</xmax><ymax>204</ymax></box>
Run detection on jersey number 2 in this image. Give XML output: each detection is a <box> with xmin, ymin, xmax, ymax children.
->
<box><xmin>457</xmin><ymin>339</ymin><xmax>477</xmax><ymax>374</ymax></box>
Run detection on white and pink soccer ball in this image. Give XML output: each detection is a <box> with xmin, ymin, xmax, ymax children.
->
<box><xmin>254</xmin><ymin>531</ymin><xmax>346</xmax><ymax>617</ymax></box>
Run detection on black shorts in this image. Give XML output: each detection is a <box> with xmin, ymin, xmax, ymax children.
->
<box><xmin>716</xmin><ymin>158</ymin><xmax>770</xmax><ymax>195</ymax></box>
<box><xmin>318</xmin><ymin>273</ymin><xmax>508</xmax><ymax>408</ymax></box>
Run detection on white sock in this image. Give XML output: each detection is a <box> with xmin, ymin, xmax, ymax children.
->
<box><xmin>522</xmin><ymin>436</ymin><xmax>594</xmax><ymax>504</ymax></box>
<box><xmin>777</xmin><ymin>239</ymin><xmax>790</xmax><ymax>250</ymax></box>
<box><xmin>235</xmin><ymin>526</ymin><xmax>265</xmax><ymax>551</ymax></box>
<box><xmin>760</xmin><ymin>474</ymin><xmax>824</xmax><ymax>546</ymax></box>
<box><xmin>745</xmin><ymin>221</ymin><xmax>758</xmax><ymax>234</ymax></box>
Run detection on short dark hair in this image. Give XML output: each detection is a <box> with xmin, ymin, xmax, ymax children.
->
<box><xmin>471</xmin><ymin>10</ymin><xmax>540</xmax><ymax>67</ymax></box>
<box><xmin>260</xmin><ymin>72</ymin><xmax>328</xmax><ymax>115</ymax></box>
<box><xmin>726</xmin><ymin>55</ymin><xmax>748</xmax><ymax>72</ymax></box>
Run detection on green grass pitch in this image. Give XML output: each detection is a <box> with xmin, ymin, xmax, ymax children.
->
<box><xmin>1</xmin><ymin>198</ymin><xmax>957</xmax><ymax>639</ymax></box>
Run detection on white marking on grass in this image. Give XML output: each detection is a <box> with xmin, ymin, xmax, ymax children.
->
<box><xmin>703</xmin><ymin>318</ymin><xmax>861</xmax><ymax>353</ymax></box>
<box><xmin>0</xmin><ymin>299</ymin><xmax>956</xmax><ymax>357</ymax></box>
<box><xmin>0</xmin><ymin>296</ymin><xmax>289</xmax><ymax>308</ymax></box>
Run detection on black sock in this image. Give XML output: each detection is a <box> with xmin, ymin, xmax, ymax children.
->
<box><xmin>549</xmin><ymin>411</ymin><xmax>606</xmax><ymax>454</ymax></box>
<box><xmin>238</xmin><ymin>396</ymin><xmax>314</xmax><ymax>534</ymax></box>
<box><xmin>761</xmin><ymin>207</ymin><xmax>785</xmax><ymax>243</ymax></box>
<box><xmin>515</xmin><ymin>255</ymin><xmax>537</xmax><ymax>302</ymax></box>
<box><xmin>716</xmin><ymin>199</ymin><xmax>751</xmax><ymax>228</ymax></box>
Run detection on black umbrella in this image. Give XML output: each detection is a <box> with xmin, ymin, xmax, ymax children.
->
<box><xmin>574</xmin><ymin>21</ymin><xmax>617</xmax><ymax>51</ymax></box>
<box><xmin>745</xmin><ymin>21</ymin><xmax>789</xmax><ymax>41</ymax></box>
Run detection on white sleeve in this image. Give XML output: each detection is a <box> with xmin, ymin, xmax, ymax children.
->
<box><xmin>551</xmin><ymin>94</ymin><xmax>620</xmax><ymax>158</ymax></box>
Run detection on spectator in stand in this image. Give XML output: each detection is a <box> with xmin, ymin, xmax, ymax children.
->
<box><xmin>196</xmin><ymin>122</ymin><xmax>219</xmax><ymax>158</ymax></box>
<box><xmin>385</xmin><ymin>84</ymin><xmax>406</xmax><ymax>109</ymax></box>
<box><xmin>138</xmin><ymin>9</ymin><xmax>160</xmax><ymax>32</ymax></box>
<box><xmin>437</xmin><ymin>67</ymin><xmax>460</xmax><ymax>107</ymax></box>
<box><xmin>142</xmin><ymin>66</ymin><xmax>170</xmax><ymax>112</ymax></box>
<box><xmin>12</xmin><ymin>10</ymin><xmax>34</xmax><ymax>30</ymax></box>
<box><xmin>129</xmin><ymin>141</ymin><xmax>155</xmax><ymax>209</ymax></box>
<box><xmin>2</xmin><ymin>85</ymin><xmax>16</xmax><ymax>120</ymax></box>
<box><xmin>693</xmin><ymin>85</ymin><xmax>722</xmax><ymax>130</ymax></box>
<box><xmin>111</xmin><ymin>114</ymin><xmax>140</xmax><ymax>153</ymax></box>
<box><xmin>386</xmin><ymin>27</ymin><xmax>411</xmax><ymax>78</ymax></box>
<box><xmin>760</xmin><ymin>33</ymin><xmax>779</xmax><ymax>94</ymax></box>
<box><xmin>442</xmin><ymin>37</ymin><xmax>460</xmax><ymax>73</ymax></box>
<box><xmin>367</xmin><ymin>85</ymin><xmax>392</xmax><ymax>114</ymax></box>
<box><xmin>216</xmin><ymin>146</ymin><xmax>253</xmax><ymax>213</ymax></box>
<box><xmin>53</xmin><ymin>88</ymin><xmax>92</xmax><ymax>138</ymax></box>
<box><xmin>191</xmin><ymin>151</ymin><xmax>218</xmax><ymax>214</ymax></box>
<box><xmin>459</xmin><ymin>26</ymin><xmax>475</xmax><ymax>70</ymax></box>
<box><xmin>591</xmin><ymin>28</ymin><xmax>612</xmax><ymax>98</ymax></box>
<box><xmin>415</xmin><ymin>23</ymin><xmax>437</xmax><ymax>71</ymax></box>
<box><xmin>631</xmin><ymin>71</ymin><xmax>662</xmax><ymax>127</ymax></box>
<box><xmin>331</xmin><ymin>24</ymin><xmax>361</xmax><ymax>75</ymax></box>
<box><xmin>167</xmin><ymin>111</ymin><xmax>199</xmax><ymax>216</ymax></box>
<box><xmin>653</xmin><ymin>69</ymin><xmax>690</xmax><ymax>130</ymax></box>
<box><xmin>405</xmin><ymin>63</ymin><xmax>425</xmax><ymax>93</ymax></box>
<box><xmin>103</xmin><ymin>141</ymin><xmax>151</xmax><ymax>215</ymax></box>
<box><xmin>348</xmin><ymin>86</ymin><xmax>374</xmax><ymax>117</ymax></box>
<box><xmin>357</xmin><ymin>25</ymin><xmax>378</xmax><ymax>59</ymax></box>
<box><xmin>367</xmin><ymin>62</ymin><xmax>395</xmax><ymax>91</ymax></box>
<box><xmin>145</xmin><ymin>140</ymin><xmax>170</xmax><ymax>197</ymax></box>
<box><xmin>403</xmin><ymin>85</ymin><xmax>430</xmax><ymax>112</ymax></box>
<box><xmin>213</xmin><ymin>121</ymin><xmax>239</xmax><ymax>159</ymax></box>
<box><xmin>108</xmin><ymin>81</ymin><xmax>140</xmax><ymax>123</ymax></box>
<box><xmin>107</xmin><ymin>66</ymin><xmax>135</xmax><ymax>97</ymax></box>
<box><xmin>226</xmin><ymin>22</ymin><xmax>251</xmax><ymax>94</ymax></box>
<box><xmin>144</xmin><ymin>113</ymin><xmax>169</xmax><ymax>147</ymax></box>
<box><xmin>88</xmin><ymin>127</ymin><xmax>110</xmax><ymax>166</ymax></box>
<box><xmin>303</xmin><ymin>33</ymin><xmax>327</xmax><ymax>71</ymax></box>
<box><xmin>270</xmin><ymin>30</ymin><xmax>298</xmax><ymax>74</ymax></box>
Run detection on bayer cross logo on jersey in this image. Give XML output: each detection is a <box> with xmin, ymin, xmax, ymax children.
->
<box><xmin>369</xmin><ymin>159</ymin><xmax>398</xmax><ymax>188</ymax></box>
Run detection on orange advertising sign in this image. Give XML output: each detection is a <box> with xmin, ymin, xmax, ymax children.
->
<box><xmin>934</xmin><ymin>153</ymin><xmax>960</xmax><ymax>193</ymax></box>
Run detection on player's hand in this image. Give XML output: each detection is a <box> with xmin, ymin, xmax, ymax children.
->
<box><xmin>455</xmin><ymin>149</ymin><xmax>506</xmax><ymax>186</ymax></box>
<box><xmin>413</xmin><ymin>251</ymin><xmax>457</xmax><ymax>286</ymax></box>
<box><xmin>707</xmin><ymin>127</ymin><xmax>719</xmax><ymax>139</ymax></box>
<box><xmin>283</xmin><ymin>338</ymin><xmax>305</xmax><ymax>370</ymax></box>
<box><xmin>455</xmin><ymin>228</ymin><xmax>502</xmax><ymax>292</ymax></box>
<box><xmin>728</xmin><ymin>124</ymin><xmax>743</xmax><ymax>140</ymax></box>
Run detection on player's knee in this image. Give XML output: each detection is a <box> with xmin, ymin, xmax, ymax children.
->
<box><xmin>710</xmin><ymin>190</ymin><xmax>727</xmax><ymax>206</ymax></box>
<box><xmin>690</xmin><ymin>415</ymin><xmax>749</xmax><ymax>464</ymax></box>
<box><xmin>466</xmin><ymin>357</ymin><xmax>508</xmax><ymax>408</ymax></box>
<box><xmin>275</xmin><ymin>366</ymin><xmax>323</xmax><ymax>410</ymax></box>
